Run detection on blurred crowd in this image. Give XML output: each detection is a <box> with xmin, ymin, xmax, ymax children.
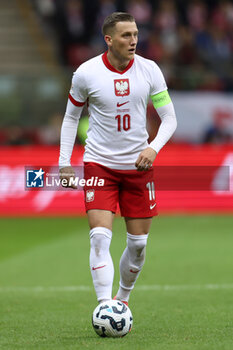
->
<box><xmin>33</xmin><ymin>0</ymin><xmax>233</xmax><ymax>91</ymax></box>
<box><xmin>1</xmin><ymin>0</ymin><xmax>232</xmax><ymax>146</ymax></box>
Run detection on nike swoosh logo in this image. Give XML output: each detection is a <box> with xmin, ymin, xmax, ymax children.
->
<box><xmin>92</xmin><ymin>265</ymin><xmax>106</xmax><ymax>271</ymax></box>
<box><xmin>150</xmin><ymin>203</ymin><xmax>156</xmax><ymax>210</ymax></box>
<box><xmin>130</xmin><ymin>269</ymin><xmax>139</xmax><ymax>274</ymax></box>
<box><xmin>117</xmin><ymin>101</ymin><xmax>129</xmax><ymax>107</ymax></box>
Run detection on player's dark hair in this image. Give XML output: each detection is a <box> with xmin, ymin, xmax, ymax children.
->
<box><xmin>102</xmin><ymin>12</ymin><xmax>135</xmax><ymax>35</ymax></box>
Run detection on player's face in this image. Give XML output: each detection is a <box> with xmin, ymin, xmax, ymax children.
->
<box><xmin>108</xmin><ymin>21</ymin><xmax>138</xmax><ymax>62</ymax></box>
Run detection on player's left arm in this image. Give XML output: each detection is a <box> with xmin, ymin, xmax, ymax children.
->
<box><xmin>135</xmin><ymin>90</ymin><xmax>177</xmax><ymax>171</ymax></box>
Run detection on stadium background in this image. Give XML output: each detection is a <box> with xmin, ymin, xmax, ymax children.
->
<box><xmin>0</xmin><ymin>0</ymin><xmax>232</xmax><ymax>215</ymax></box>
<box><xmin>0</xmin><ymin>1</ymin><xmax>233</xmax><ymax>349</ymax></box>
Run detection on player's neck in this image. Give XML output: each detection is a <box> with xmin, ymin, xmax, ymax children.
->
<box><xmin>107</xmin><ymin>51</ymin><xmax>131</xmax><ymax>72</ymax></box>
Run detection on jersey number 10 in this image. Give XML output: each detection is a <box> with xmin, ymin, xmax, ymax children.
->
<box><xmin>115</xmin><ymin>114</ymin><xmax>131</xmax><ymax>132</ymax></box>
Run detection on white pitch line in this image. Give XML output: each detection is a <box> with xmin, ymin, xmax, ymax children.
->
<box><xmin>0</xmin><ymin>286</ymin><xmax>92</xmax><ymax>292</ymax></box>
<box><xmin>0</xmin><ymin>284</ymin><xmax>233</xmax><ymax>293</ymax></box>
<box><xmin>137</xmin><ymin>283</ymin><xmax>233</xmax><ymax>291</ymax></box>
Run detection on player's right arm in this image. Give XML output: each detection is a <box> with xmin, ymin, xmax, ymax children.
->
<box><xmin>59</xmin><ymin>70</ymin><xmax>87</xmax><ymax>188</ymax></box>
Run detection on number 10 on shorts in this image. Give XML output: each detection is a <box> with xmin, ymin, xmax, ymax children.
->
<box><xmin>146</xmin><ymin>181</ymin><xmax>155</xmax><ymax>201</ymax></box>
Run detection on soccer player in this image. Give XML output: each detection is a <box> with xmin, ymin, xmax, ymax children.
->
<box><xmin>59</xmin><ymin>12</ymin><xmax>177</xmax><ymax>305</ymax></box>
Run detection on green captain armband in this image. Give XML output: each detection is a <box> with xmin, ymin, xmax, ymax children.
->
<box><xmin>150</xmin><ymin>90</ymin><xmax>171</xmax><ymax>109</ymax></box>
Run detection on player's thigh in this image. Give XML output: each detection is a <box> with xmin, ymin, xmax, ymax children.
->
<box><xmin>124</xmin><ymin>217</ymin><xmax>153</xmax><ymax>235</ymax></box>
<box><xmin>87</xmin><ymin>209</ymin><xmax>114</xmax><ymax>230</ymax></box>
<box><xmin>119</xmin><ymin>167</ymin><xmax>157</xmax><ymax>218</ymax></box>
<box><xmin>84</xmin><ymin>162</ymin><xmax>119</xmax><ymax>213</ymax></box>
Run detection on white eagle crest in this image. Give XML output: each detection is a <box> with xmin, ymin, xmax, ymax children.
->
<box><xmin>116</xmin><ymin>81</ymin><xmax>128</xmax><ymax>95</ymax></box>
<box><xmin>86</xmin><ymin>189</ymin><xmax>95</xmax><ymax>202</ymax></box>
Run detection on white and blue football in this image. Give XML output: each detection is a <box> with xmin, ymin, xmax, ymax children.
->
<box><xmin>92</xmin><ymin>299</ymin><xmax>133</xmax><ymax>337</ymax></box>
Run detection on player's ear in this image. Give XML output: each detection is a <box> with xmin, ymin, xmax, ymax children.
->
<box><xmin>104</xmin><ymin>35</ymin><xmax>112</xmax><ymax>47</ymax></box>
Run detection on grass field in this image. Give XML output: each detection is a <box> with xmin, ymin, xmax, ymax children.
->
<box><xmin>0</xmin><ymin>215</ymin><xmax>233</xmax><ymax>350</ymax></box>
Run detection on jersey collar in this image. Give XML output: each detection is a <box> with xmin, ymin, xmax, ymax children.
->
<box><xmin>102</xmin><ymin>52</ymin><xmax>134</xmax><ymax>74</ymax></box>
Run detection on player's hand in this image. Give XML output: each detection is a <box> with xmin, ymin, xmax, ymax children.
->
<box><xmin>59</xmin><ymin>166</ymin><xmax>77</xmax><ymax>189</ymax></box>
<box><xmin>135</xmin><ymin>147</ymin><xmax>157</xmax><ymax>171</ymax></box>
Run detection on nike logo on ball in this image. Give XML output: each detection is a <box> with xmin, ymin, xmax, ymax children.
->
<box><xmin>150</xmin><ymin>203</ymin><xmax>156</xmax><ymax>210</ymax></box>
<box><xmin>92</xmin><ymin>265</ymin><xmax>106</xmax><ymax>270</ymax></box>
<box><xmin>117</xmin><ymin>101</ymin><xmax>129</xmax><ymax>107</ymax></box>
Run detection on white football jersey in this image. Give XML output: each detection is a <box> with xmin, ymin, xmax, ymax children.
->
<box><xmin>68</xmin><ymin>52</ymin><xmax>168</xmax><ymax>169</ymax></box>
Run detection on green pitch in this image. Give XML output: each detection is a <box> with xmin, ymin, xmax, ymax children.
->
<box><xmin>0</xmin><ymin>215</ymin><xmax>233</xmax><ymax>350</ymax></box>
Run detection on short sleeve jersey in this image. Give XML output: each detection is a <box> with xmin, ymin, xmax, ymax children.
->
<box><xmin>69</xmin><ymin>52</ymin><xmax>167</xmax><ymax>169</ymax></box>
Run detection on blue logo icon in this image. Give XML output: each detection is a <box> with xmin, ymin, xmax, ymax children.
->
<box><xmin>26</xmin><ymin>168</ymin><xmax>45</xmax><ymax>188</ymax></box>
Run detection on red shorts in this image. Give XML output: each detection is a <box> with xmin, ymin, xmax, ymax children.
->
<box><xmin>83</xmin><ymin>162</ymin><xmax>157</xmax><ymax>218</ymax></box>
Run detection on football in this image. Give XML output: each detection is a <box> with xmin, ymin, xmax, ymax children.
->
<box><xmin>92</xmin><ymin>299</ymin><xmax>133</xmax><ymax>337</ymax></box>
